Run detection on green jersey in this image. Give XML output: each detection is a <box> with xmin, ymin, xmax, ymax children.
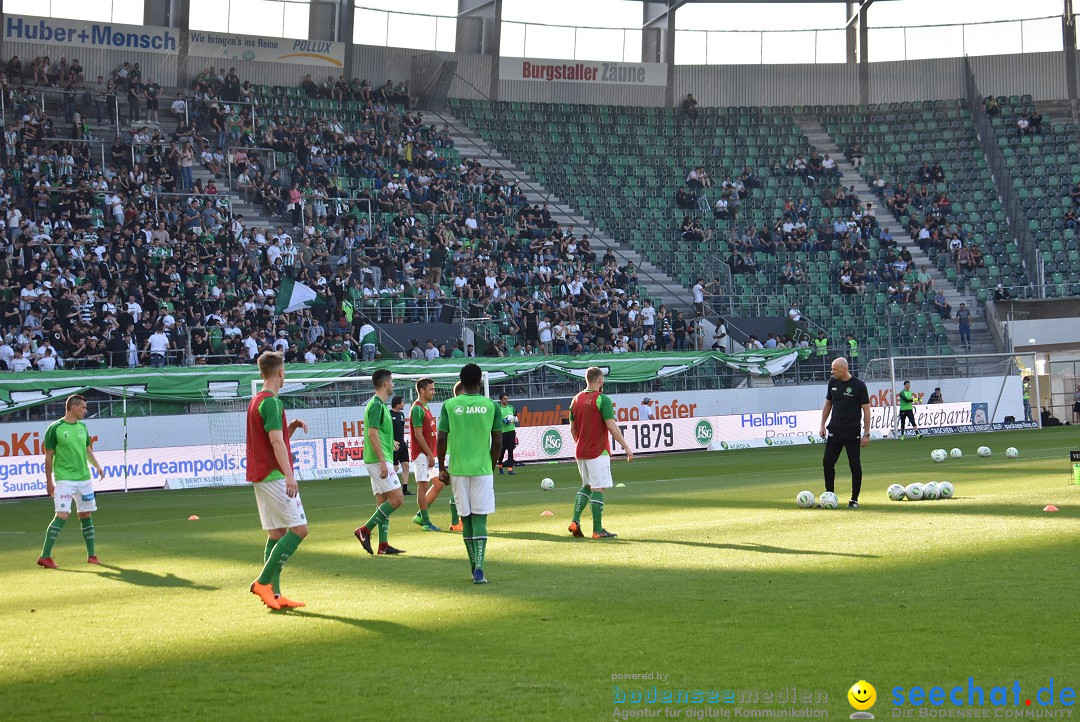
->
<box><xmin>363</xmin><ymin>395</ymin><xmax>394</xmax><ymax>464</ymax></box>
<box><xmin>499</xmin><ymin>403</ymin><xmax>516</xmax><ymax>432</ymax></box>
<box><xmin>438</xmin><ymin>394</ymin><xmax>501</xmax><ymax>476</ymax></box>
<box><xmin>43</xmin><ymin>419</ymin><xmax>92</xmax><ymax>481</ymax></box>
<box><xmin>898</xmin><ymin>389</ymin><xmax>915</xmax><ymax>411</ymax></box>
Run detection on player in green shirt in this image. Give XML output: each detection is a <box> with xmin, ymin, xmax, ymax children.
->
<box><xmin>37</xmin><ymin>395</ymin><xmax>106</xmax><ymax>569</ymax></box>
<box><xmin>354</xmin><ymin>369</ymin><xmax>405</xmax><ymax>555</ymax></box>
<box><xmin>897</xmin><ymin>380</ymin><xmax>921</xmax><ymax>439</ymax></box>
<box><xmin>496</xmin><ymin>393</ymin><xmax>518</xmax><ymax>475</ymax></box>
<box><xmin>438</xmin><ymin>364</ymin><xmax>502</xmax><ymax>584</ymax></box>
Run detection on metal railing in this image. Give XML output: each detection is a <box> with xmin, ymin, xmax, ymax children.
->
<box><xmin>963</xmin><ymin>57</ymin><xmax>1042</xmax><ymax>295</ymax></box>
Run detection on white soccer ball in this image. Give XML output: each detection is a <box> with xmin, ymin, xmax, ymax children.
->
<box><xmin>540</xmin><ymin>478</ymin><xmax>555</xmax><ymax>491</ymax></box>
<box><xmin>931</xmin><ymin>449</ymin><xmax>948</xmax><ymax>463</ymax></box>
<box><xmin>819</xmin><ymin>491</ymin><xmax>839</xmax><ymax>509</ymax></box>
<box><xmin>906</xmin><ymin>483</ymin><xmax>925</xmax><ymax>500</ymax></box>
<box><xmin>503</xmin><ymin>416</ymin><xmax>514</xmax><ymax>426</ymax></box>
<box><xmin>923</xmin><ymin>481</ymin><xmax>940</xmax><ymax>500</ymax></box>
<box><xmin>950</xmin><ymin>448</ymin><xmax>963</xmax><ymax>459</ymax></box>
<box><xmin>1006</xmin><ymin>447</ymin><xmax>1018</xmax><ymax>458</ymax></box>
<box><xmin>977</xmin><ymin>446</ymin><xmax>992</xmax><ymax>457</ymax></box>
<box><xmin>796</xmin><ymin>490</ymin><xmax>816</xmax><ymax>508</ymax></box>
<box><xmin>887</xmin><ymin>483</ymin><xmax>907</xmax><ymax>501</ymax></box>
<box><xmin>938</xmin><ymin>481</ymin><xmax>954</xmax><ymax>498</ymax></box>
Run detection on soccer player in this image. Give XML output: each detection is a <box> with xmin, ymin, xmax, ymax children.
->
<box><xmin>37</xmin><ymin>394</ymin><xmax>106</xmax><ymax>569</ymax></box>
<box><xmin>354</xmin><ymin>369</ymin><xmax>405</xmax><ymax>555</ymax></box>
<box><xmin>437</xmin><ymin>364</ymin><xmax>502</xmax><ymax>584</ymax></box>
<box><xmin>408</xmin><ymin>377</ymin><xmax>442</xmax><ymax>531</ymax></box>
<box><xmin>247</xmin><ymin>351</ymin><xmax>310</xmax><ymax>610</ymax></box>
<box><xmin>496</xmin><ymin>392</ymin><xmax>518</xmax><ymax>475</ymax></box>
<box><xmin>819</xmin><ymin>357</ymin><xmax>871</xmax><ymax>509</ymax></box>
<box><xmin>897</xmin><ymin>380</ymin><xmax>921</xmax><ymax>439</ymax></box>
<box><xmin>414</xmin><ymin>381</ymin><xmax>463</xmax><ymax>531</ymax></box>
<box><xmin>389</xmin><ymin>395</ymin><xmax>413</xmax><ymax>496</ymax></box>
<box><xmin>567</xmin><ymin>367</ymin><xmax>633</xmax><ymax>540</ymax></box>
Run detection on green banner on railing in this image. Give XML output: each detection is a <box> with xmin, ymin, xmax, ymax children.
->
<box><xmin>0</xmin><ymin>349</ymin><xmax>809</xmax><ymax>415</ymax></box>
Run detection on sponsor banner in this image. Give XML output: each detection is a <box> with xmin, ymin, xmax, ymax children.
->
<box><xmin>3</xmin><ymin>14</ymin><xmax>177</xmax><ymax>54</ymax></box>
<box><xmin>916</xmin><ymin>421</ymin><xmax>1039</xmax><ymax>435</ymax></box>
<box><xmin>187</xmin><ymin>30</ymin><xmax>345</xmax><ymax>68</ymax></box>
<box><xmin>515</xmin><ymin>393</ymin><xmax>702</xmax><ymax>427</ymax></box>
<box><xmin>501</xmin><ymin>58</ymin><xmax>668</xmax><ymax>86</ymax></box>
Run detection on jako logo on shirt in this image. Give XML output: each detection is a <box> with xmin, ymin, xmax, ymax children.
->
<box><xmin>541</xmin><ymin>428</ymin><xmax>563</xmax><ymax>456</ymax></box>
<box><xmin>694</xmin><ymin>420</ymin><xmax>713</xmax><ymax>446</ymax></box>
<box><xmin>453</xmin><ymin>406</ymin><xmax>464</xmax><ymax>415</ymax></box>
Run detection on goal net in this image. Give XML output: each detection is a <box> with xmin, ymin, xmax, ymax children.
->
<box><xmin>204</xmin><ymin>371</ymin><xmax>490</xmax><ymax>484</ymax></box>
<box><xmin>861</xmin><ymin>352</ymin><xmax>1037</xmax><ymax>438</ymax></box>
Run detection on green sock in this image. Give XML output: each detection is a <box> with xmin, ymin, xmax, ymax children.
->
<box><xmin>572</xmin><ymin>486</ymin><xmax>590</xmax><ymax>523</ymax></box>
<box><xmin>450</xmin><ymin>496</ymin><xmax>459</xmax><ymax>525</ymax></box>
<box><xmin>590</xmin><ymin>491</ymin><xmax>605</xmax><ymax>534</ymax></box>
<box><xmin>420</xmin><ymin>508</ymin><xmax>431</xmax><ymax>524</ymax></box>
<box><xmin>41</xmin><ymin>515</ymin><xmax>66</xmax><ymax>558</ymax></box>
<box><xmin>461</xmin><ymin>515</ymin><xmax>475</xmax><ymax>570</ymax></box>
<box><xmin>364</xmin><ymin>501</ymin><xmax>395</xmax><ymax>531</ymax></box>
<box><xmin>378</xmin><ymin>517</ymin><xmax>389</xmax><ymax>545</ymax></box>
<box><xmin>257</xmin><ymin>531</ymin><xmax>302</xmax><ymax>586</ymax></box>
<box><xmin>472</xmin><ymin>514</ymin><xmax>488</xmax><ymax>571</ymax></box>
<box><xmin>80</xmin><ymin>516</ymin><xmax>95</xmax><ymax>557</ymax></box>
<box><xmin>263</xmin><ymin>537</ymin><xmax>281</xmax><ymax>594</ymax></box>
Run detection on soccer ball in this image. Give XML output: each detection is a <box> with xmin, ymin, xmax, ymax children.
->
<box><xmin>977</xmin><ymin>446</ymin><xmax>992</xmax><ymax>457</ymax></box>
<box><xmin>819</xmin><ymin>491</ymin><xmax>839</xmax><ymax>509</ymax></box>
<box><xmin>938</xmin><ymin>481</ymin><xmax>954</xmax><ymax>498</ymax></box>
<box><xmin>905</xmin><ymin>483</ymin><xmax>925</xmax><ymax>500</ymax></box>
<box><xmin>931</xmin><ymin>449</ymin><xmax>948</xmax><ymax>463</ymax></box>
<box><xmin>503</xmin><ymin>415</ymin><xmax>514</xmax><ymax>426</ymax></box>
<box><xmin>796</xmin><ymin>490</ymin><xmax>816</xmax><ymax>508</ymax></box>
<box><xmin>950</xmin><ymin>448</ymin><xmax>963</xmax><ymax>459</ymax></box>
<box><xmin>1006</xmin><ymin>447</ymin><xmax>1018</xmax><ymax>458</ymax></box>
<box><xmin>540</xmin><ymin>478</ymin><xmax>555</xmax><ymax>491</ymax></box>
<box><xmin>923</xmin><ymin>482</ymin><xmax>940</xmax><ymax>500</ymax></box>
<box><xmin>887</xmin><ymin>483</ymin><xmax>907</xmax><ymax>501</ymax></box>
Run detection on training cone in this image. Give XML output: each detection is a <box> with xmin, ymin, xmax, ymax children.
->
<box><xmin>540</xmin><ymin>510</ymin><xmax>553</xmax><ymax>517</ymax></box>
<box><xmin>615</xmin><ymin>483</ymin><xmax>627</xmax><ymax>488</ymax></box>
<box><xmin>1043</xmin><ymin>505</ymin><xmax>1059</xmax><ymax>512</ymax></box>
<box><xmin>188</xmin><ymin>515</ymin><xmax>200</xmax><ymax>520</ymax></box>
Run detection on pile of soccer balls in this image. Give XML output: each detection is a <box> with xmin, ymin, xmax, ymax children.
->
<box><xmin>887</xmin><ymin>481</ymin><xmax>954</xmax><ymax>501</ymax></box>
<box><xmin>930</xmin><ymin>446</ymin><xmax>1019</xmax><ymax>462</ymax></box>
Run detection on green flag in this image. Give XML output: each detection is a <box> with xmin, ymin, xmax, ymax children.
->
<box><xmin>274</xmin><ymin>278</ymin><xmax>325</xmax><ymax>315</ymax></box>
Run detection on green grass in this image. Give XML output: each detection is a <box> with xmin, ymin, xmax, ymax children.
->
<box><xmin>1</xmin><ymin>429</ymin><xmax>1078</xmax><ymax>721</ymax></box>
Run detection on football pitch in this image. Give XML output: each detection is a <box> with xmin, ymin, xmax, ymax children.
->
<box><xmin>1</xmin><ymin>428</ymin><xmax>1078</xmax><ymax>721</ymax></box>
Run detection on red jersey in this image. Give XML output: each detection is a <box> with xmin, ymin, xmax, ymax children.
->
<box><xmin>409</xmin><ymin>401</ymin><xmax>437</xmax><ymax>461</ymax></box>
<box><xmin>570</xmin><ymin>390</ymin><xmax>616</xmax><ymax>460</ymax></box>
<box><xmin>246</xmin><ymin>390</ymin><xmax>293</xmax><ymax>482</ymax></box>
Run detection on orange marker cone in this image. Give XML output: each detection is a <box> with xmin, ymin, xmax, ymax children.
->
<box><xmin>1043</xmin><ymin>505</ymin><xmax>1059</xmax><ymax>512</ymax></box>
<box><xmin>540</xmin><ymin>510</ymin><xmax>554</xmax><ymax>517</ymax></box>
<box><xmin>188</xmin><ymin>515</ymin><xmax>200</xmax><ymax>520</ymax></box>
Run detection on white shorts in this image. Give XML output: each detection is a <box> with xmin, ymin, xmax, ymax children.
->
<box><xmin>54</xmin><ymin>480</ymin><xmax>97</xmax><ymax>513</ymax></box>
<box><xmin>577</xmin><ymin>455</ymin><xmax>613</xmax><ymax>490</ymax></box>
<box><xmin>366</xmin><ymin>463</ymin><xmax>402</xmax><ymax>495</ymax></box>
<box><xmin>252</xmin><ymin>478</ymin><xmax>308</xmax><ymax>530</ymax></box>
<box><xmin>412</xmin><ymin>455</ymin><xmax>433</xmax><ymax>483</ymax></box>
<box><xmin>450</xmin><ymin>474</ymin><xmax>495</xmax><ymax>516</ymax></box>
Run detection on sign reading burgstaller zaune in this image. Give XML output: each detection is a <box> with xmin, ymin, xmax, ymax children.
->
<box><xmin>500</xmin><ymin>57</ymin><xmax>667</xmax><ymax>86</ymax></box>
<box><xmin>4</xmin><ymin>14</ymin><xmax>178</xmax><ymax>53</ymax></box>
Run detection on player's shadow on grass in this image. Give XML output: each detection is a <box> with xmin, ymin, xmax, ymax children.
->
<box><xmin>488</xmin><ymin>530</ymin><xmax>593</xmax><ymax>543</ymax></box>
<box><xmin>632</xmin><ymin>538</ymin><xmax>879</xmax><ymax>558</ymax></box>
<box><xmin>65</xmin><ymin>564</ymin><xmax>219</xmax><ymax>590</ymax></box>
<box><xmin>276</xmin><ymin>610</ymin><xmax>411</xmax><ymax>633</ymax></box>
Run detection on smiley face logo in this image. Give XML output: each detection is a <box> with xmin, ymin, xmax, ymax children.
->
<box><xmin>848</xmin><ymin>680</ymin><xmax>877</xmax><ymax>711</ymax></box>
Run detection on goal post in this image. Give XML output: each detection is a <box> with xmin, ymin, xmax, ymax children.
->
<box><xmin>861</xmin><ymin>352</ymin><xmax>1039</xmax><ymax>438</ymax></box>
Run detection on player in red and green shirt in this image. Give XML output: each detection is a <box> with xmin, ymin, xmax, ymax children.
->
<box><xmin>407</xmin><ymin>377</ymin><xmax>442</xmax><ymax>531</ymax></box>
<box><xmin>568</xmin><ymin>366</ymin><xmax>633</xmax><ymax>539</ymax></box>
<box><xmin>247</xmin><ymin>351</ymin><xmax>310</xmax><ymax>610</ymax></box>
<box><xmin>437</xmin><ymin>364</ymin><xmax>502</xmax><ymax>584</ymax></box>
<box><xmin>415</xmin><ymin>381</ymin><xmax>464</xmax><ymax>531</ymax></box>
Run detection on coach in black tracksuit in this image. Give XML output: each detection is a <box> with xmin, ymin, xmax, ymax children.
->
<box><xmin>819</xmin><ymin>357</ymin><xmax>871</xmax><ymax>508</ymax></box>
